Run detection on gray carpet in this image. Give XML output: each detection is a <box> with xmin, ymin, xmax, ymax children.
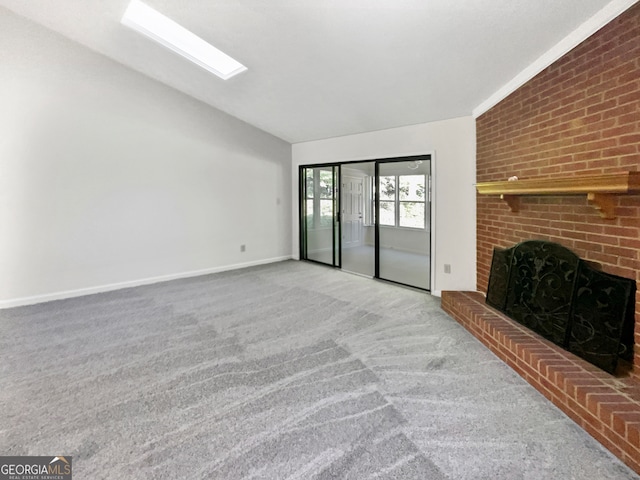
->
<box><xmin>1</xmin><ymin>260</ymin><xmax>638</xmax><ymax>480</ymax></box>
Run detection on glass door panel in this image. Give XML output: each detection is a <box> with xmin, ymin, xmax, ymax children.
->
<box><xmin>302</xmin><ymin>166</ymin><xmax>338</xmax><ymax>266</ymax></box>
<box><xmin>377</xmin><ymin>160</ymin><xmax>431</xmax><ymax>289</ymax></box>
<box><xmin>340</xmin><ymin>162</ymin><xmax>375</xmax><ymax>277</ymax></box>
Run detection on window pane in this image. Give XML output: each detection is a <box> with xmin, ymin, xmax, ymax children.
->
<box><xmin>379</xmin><ymin>200</ymin><xmax>395</xmax><ymax>226</ymax></box>
<box><xmin>399</xmin><ymin>202</ymin><xmax>425</xmax><ymax>228</ymax></box>
<box><xmin>320</xmin><ymin>199</ymin><xmax>333</xmax><ymax>226</ymax></box>
<box><xmin>379</xmin><ymin>176</ymin><xmax>395</xmax><ymax>201</ymax></box>
<box><xmin>305</xmin><ymin>170</ymin><xmax>314</xmax><ymax>198</ymax></box>
<box><xmin>306</xmin><ymin>199</ymin><xmax>314</xmax><ymax>229</ymax></box>
<box><xmin>399</xmin><ymin>175</ymin><xmax>425</xmax><ymax>201</ymax></box>
<box><xmin>319</xmin><ymin>170</ymin><xmax>333</xmax><ymax>198</ymax></box>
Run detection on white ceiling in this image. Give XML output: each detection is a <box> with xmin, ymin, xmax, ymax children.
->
<box><xmin>0</xmin><ymin>0</ymin><xmax>626</xmax><ymax>143</ymax></box>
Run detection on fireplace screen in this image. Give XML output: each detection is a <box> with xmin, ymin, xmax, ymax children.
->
<box><xmin>486</xmin><ymin>240</ymin><xmax>636</xmax><ymax>374</ymax></box>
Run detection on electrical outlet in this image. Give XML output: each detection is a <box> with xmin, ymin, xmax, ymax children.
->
<box><xmin>240</xmin><ymin>244</ymin><xmax>246</xmax><ymax>252</ymax></box>
<box><xmin>444</xmin><ymin>264</ymin><xmax>451</xmax><ymax>274</ymax></box>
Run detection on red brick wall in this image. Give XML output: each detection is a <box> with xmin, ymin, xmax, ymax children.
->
<box><xmin>476</xmin><ymin>4</ymin><xmax>640</xmax><ymax>377</ymax></box>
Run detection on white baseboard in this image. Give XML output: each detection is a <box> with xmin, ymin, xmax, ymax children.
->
<box><xmin>0</xmin><ymin>255</ymin><xmax>292</xmax><ymax>309</ymax></box>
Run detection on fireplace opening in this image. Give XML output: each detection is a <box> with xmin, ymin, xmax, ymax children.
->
<box><xmin>486</xmin><ymin>240</ymin><xmax>636</xmax><ymax>374</ymax></box>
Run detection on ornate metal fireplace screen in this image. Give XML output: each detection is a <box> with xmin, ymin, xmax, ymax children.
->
<box><xmin>486</xmin><ymin>240</ymin><xmax>636</xmax><ymax>374</ymax></box>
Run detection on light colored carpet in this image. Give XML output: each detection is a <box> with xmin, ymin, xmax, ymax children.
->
<box><xmin>1</xmin><ymin>260</ymin><xmax>638</xmax><ymax>479</ymax></box>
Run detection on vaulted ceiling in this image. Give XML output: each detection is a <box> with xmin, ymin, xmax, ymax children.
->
<box><xmin>0</xmin><ymin>0</ymin><xmax>626</xmax><ymax>142</ymax></box>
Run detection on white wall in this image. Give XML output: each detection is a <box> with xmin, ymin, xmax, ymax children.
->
<box><xmin>371</xmin><ymin>227</ymin><xmax>430</xmax><ymax>255</ymax></box>
<box><xmin>292</xmin><ymin>116</ymin><xmax>476</xmax><ymax>295</ymax></box>
<box><xmin>0</xmin><ymin>8</ymin><xmax>292</xmax><ymax>306</ymax></box>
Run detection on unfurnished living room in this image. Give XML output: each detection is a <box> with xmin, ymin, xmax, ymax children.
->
<box><xmin>1</xmin><ymin>1</ymin><xmax>639</xmax><ymax>479</ymax></box>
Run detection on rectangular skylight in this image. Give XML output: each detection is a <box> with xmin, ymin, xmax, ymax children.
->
<box><xmin>121</xmin><ymin>0</ymin><xmax>247</xmax><ymax>80</ymax></box>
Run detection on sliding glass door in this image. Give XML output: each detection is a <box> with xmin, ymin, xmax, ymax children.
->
<box><xmin>377</xmin><ymin>159</ymin><xmax>431</xmax><ymax>290</ymax></box>
<box><xmin>340</xmin><ymin>162</ymin><xmax>375</xmax><ymax>277</ymax></box>
<box><xmin>300</xmin><ymin>156</ymin><xmax>431</xmax><ymax>291</ymax></box>
<box><xmin>301</xmin><ymin>165</ymin><xmax>339</xmax><ymax>266</ymax></box>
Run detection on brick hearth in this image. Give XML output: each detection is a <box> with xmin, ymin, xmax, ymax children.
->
<box><xmin>442</xmin><ymin>290</ymin><xmax>640</xmax><ymax>475</ymax></box>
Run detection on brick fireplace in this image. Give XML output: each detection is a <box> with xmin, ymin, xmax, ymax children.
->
<box><xmin>476</xmin><ymin>3</ymin><xmax>640</xmax><ymax>379</ymax></box>
<box><xmin>445</xmin><ymin>3</ymin><xmax>640</xmax><ymax>475</ymax></box>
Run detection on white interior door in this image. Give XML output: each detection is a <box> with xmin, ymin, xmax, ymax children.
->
<box><xmin>342</xmin><ymin>175</ymin><xmax>364</xmax><ymax>248</ymax></box>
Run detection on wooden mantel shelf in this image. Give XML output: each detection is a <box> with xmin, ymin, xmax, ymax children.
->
<box><xmin>476</xmin><ymin>171</ymin><xmax>640</xmax><ymax>219</ymax></box>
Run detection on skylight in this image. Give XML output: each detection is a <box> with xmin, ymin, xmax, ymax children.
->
<box><xmin>121</xmin><ymin>0</ymin><xmax>247</xmax><ymax>80</ymax></box>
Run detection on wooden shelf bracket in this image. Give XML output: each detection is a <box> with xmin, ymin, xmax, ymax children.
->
<box><xmin>587</xmin><ymin>193</ymin><xmax>616</xmax><ymax>219</ymax></box>
<box><xmin>500</xmin><ymin>194</ymin><xmax>519</xmax><ymax>212</ymax></box>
